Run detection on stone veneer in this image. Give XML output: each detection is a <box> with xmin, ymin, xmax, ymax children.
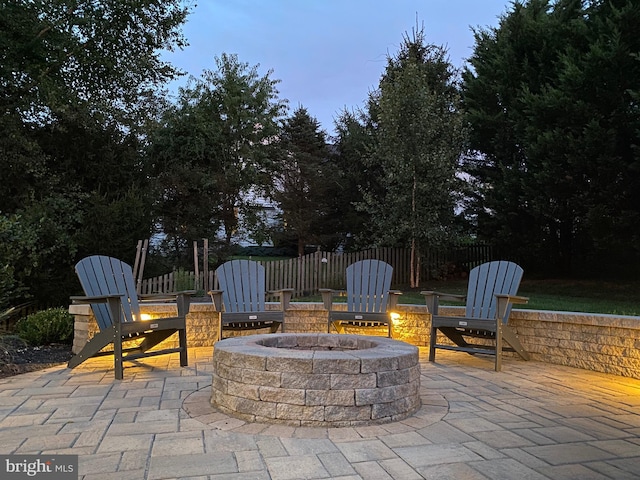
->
<box><xmin>211</xmin><ymin>333</ymin><xmax>420</xmax><ymax>426</ymax></box>
<box><xmin>69</xmin><ymin>301</ymin><xmax>640</xmax><ymax>379</ymax></box>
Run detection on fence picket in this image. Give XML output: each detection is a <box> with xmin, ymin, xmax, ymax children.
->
<box><xmin>139</xmin><ymin>245</ymin><xmax>496</xmax><ymax>296</ymax></box>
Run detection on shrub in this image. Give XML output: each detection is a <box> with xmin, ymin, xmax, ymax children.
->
<box><xmin>173</xmin><ymin>267</ymin><xmax>195</xmax><ymax>291</ymax></box>
<box><xmin>15</xmin><ymin>308</ymin><xmax>74</xmax><ymax>346</ymax></box>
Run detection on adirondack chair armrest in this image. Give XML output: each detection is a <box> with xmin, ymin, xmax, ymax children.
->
<box><xmin>420</xmin><ymin>291</ymin><xmax>466</xmax><ymax>315</ymax></box>
<box><xmin>318</xmin><ymin>288</ymin><xmax>335</xmax><ymax>310</ymax></box>
<box><xmin>420</xmin><ymin>291</ymin><xmax>467</xmax><ymax>302</ymax></box>
<box><xmin>138</xmin><ymin>291</ymin><xmax>193</xmax><ymax>316</ymax></box>
<box><xmin>388</xmin><ymin>290</ymin><xmax>402</xmax><ymax>309</ymax></box>
<box><xmin>173</xmin><ymin>291</ymin><xmax>193</xmax><ymax>317</ymax></box>
<box><xmin>494</xmin><ymin>294</ymin><xmax>529</xmax><ymax>304</ymax></box>
<box><xmin>70</xmin><ymin>294</ymin><xmax>122</xmax><ymax>304</ymax></box>
<box><xmin>319</xmin><ymin>289</ymin><xmax>348</xmax><ymax>310</ymax></box>
<box><xmin>208</xmin><ymin>290</ymin><xmax>223</xmax><ymax>312</ymax></box>
<box><xmin>494</xmin><ymin>294</ymin><xmax>529</xmax><ymax>322</ymax></box>
<box><xmin>70</xmin><ymin>294</ymin><xmax>124</xmax><ymax>324</ymax></box>
<box><xmin>139</xmin><ymin>290</ymin><xmax>196</xmax><ymax>301</ymax></box>
<box><xmin>267</xmin><ymin>288</ymin><xmax>294</xmax><ymax>311</ymax></box>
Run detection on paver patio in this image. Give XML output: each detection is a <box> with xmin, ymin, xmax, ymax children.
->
<box><xmin>1</xmin><ymin>346</ymin><xmax>639</xmax><ymax>479</ymax></box>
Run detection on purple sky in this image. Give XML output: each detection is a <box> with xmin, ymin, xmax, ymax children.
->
<box><xmin>162</xmin><ymin>0</ymin><xmax>512</xmax><ymax>135</ymax></box>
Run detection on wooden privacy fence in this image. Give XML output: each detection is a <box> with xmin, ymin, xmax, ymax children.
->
<box><xmin>260</xmin><ymin>249</ymin><xmax>410</xmax><ymax>296</ymax></box>
<box><xmin>139</xmin><ymin>245</ymin><xmax>497</xmax><ymax>297</ymax></box>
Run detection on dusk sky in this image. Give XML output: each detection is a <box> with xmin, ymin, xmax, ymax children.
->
<box><xmin>162</xmin><ymin>0</ymin><xmax>512</xmax><ymax>135</ymax></box>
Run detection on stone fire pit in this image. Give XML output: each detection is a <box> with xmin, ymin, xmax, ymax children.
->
<box><xmin>211</xmin><ymin>333</ymin><xmax>421</xmax><ymax>427</ymax></box>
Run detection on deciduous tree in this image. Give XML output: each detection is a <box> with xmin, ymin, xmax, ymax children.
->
<box><xmin>149</xmin><ymin>54</ymin><xmax>287</xmax><ymax>258</ymax></box>
<box><xmin>0</xmin><ymin>0</ymin><xmax>189</xmax><ymax>307</ymax></box>
<box><xmin>361</xmin><ymin>26</ymin><xmax>466</xmax><ymax>287</ymax></box>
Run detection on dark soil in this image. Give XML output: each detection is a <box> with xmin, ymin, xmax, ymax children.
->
<box><xmin>0</xmin><ymin>336</ymin><xmax>73</xmax><ymax>379</ymax></box>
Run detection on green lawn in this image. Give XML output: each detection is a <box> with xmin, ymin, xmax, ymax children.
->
<box><xmin>296</xmin><ymin>279</ymin><xmax>640</xmax><ymax>317</ymax></box>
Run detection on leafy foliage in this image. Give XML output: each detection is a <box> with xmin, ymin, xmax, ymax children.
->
<box><xmin>330</xmin><ymin>107</ymin><xmax>381</xmax><ymax>251</ymax></box>
<box><xmin>0</xmin><ymin>0</ymin><xmax>189</xmax><ymax>307</ymax></box>
<box><xmin>149</xmin><ymin>54</ymin><xmax>287</xmax><ymax>261</ymax></box>
<box><xmin>15</xmin><ymin>308</ymin><xmax>74</xmax><ymax>346</ymax></box>
<box><xmin>359</xmin><ymin>26</ymin><xmax>467</xmax><ymax>285</ymax></box>
<box><xmin>271</xmin><ymin>107</ymin><xmax>332</xmax><ymax>254</ymax></box>
<box><xmin>462</xmin><ymin>0</ymin><xmax>640</xmax><ymax>275</ymax></box>
<box><xmin>0</xmin><ymin>215</ymin><xmax>36</xmax><ymax>310</ymax></box>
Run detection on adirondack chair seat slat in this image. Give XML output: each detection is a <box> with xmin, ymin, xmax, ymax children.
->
<box><xmin>68</xmin><ymin>255</ymin><xmax>191</xmax><ymax>379</ymax></box>
<box><xmin>321</xmin><ymin>259</ymin><xmax>401</xmax><ymax>338</ymax></box>
<box><xmin>209</xmin><ymin>260</ymin><xmax>292</xmax><ymax>340</ymax></box>
<box><xmin>423</xmin><ymin>260</ymin><xmax>530</xmax><ymax>372</ymax></box>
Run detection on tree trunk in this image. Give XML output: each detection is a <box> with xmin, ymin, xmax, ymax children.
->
<box><xmin>410</xmin><ymin>239</ymin><xmax>417</xmax><ymax>288</ymax></box>
<box><xmin>221</xmin><ymin>196</ymin><xmax>237</xmax><ymax>245</ymax></box>
<box><xmin>409</xmin><ymin>175</ymin><xmax>419</xmax><ymax>288</ymax></box>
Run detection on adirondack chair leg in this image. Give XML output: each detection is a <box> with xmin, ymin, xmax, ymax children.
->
<box><xmin>501</xmin><ymin>326</ymin><xmax>530</xmax><ymax>361</ymax></box>
<box><xmin>330</xmin><ymin>320</ymin><xmax>345</xmax><ymax>334</ymax></box>
<box><xmin>179</xmin><ymin>328</ymin><xmax>188</xmax><ymax>366</ymax></box>
<box><xmin>217</xmin><ymin>312</ymin><xmax>223</xmax><ymax>342</ymax></box>
<box><xmin>114</xmin><ymin>333</ymin><xmax>124</xmax><ymax>381</ymax></box>
<box><xmin>105</xmin><ymin>295</ymin><xmax>124</xmax><ymax>380</ymax></box>
<box><xmin>495</xmin><ymin>321</ymin><xmax>503</xmax><ymax>372</ymax></box>
<box><xmin>270</xmin><ymin>321</ymin><xmax>282</xmax><ymax>334</ymax></box>
<box><xmin>429</xmin><ymin>326</ymin><xmax>437</xmax><ymax>362</ymax></box>
<box><xmin>67</xmin><ymin>327</ymin><xmax>118</xmax><ymax>369</ymax></box>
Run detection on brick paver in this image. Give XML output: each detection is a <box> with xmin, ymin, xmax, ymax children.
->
<box><xmin>1</xmin><ymin>346</ymin><xmax>639</xmax><ymax>479</ymax></box>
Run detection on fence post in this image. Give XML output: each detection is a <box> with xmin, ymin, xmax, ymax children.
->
<box><xmin>203</xmin><ymin>238</ymin><xmax>209</xmax><ymax>293</ymax></box>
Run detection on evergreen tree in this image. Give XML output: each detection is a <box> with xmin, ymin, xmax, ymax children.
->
<box><xmin>463</xmin><ymin>0</ymin><xmax>640</xmax><ymax>275</ymax></box>
<box><xmin>330</xmin><ymin>106</ymin><xmax>382</xmax><ymax>251</ymax></box>
<box><xmin>272</xmin><ymin>107</ymin><xmax>331</xmax><ymax>256</ymax></box>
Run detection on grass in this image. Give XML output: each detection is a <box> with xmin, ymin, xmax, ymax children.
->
<box><xmin>231</xmin><ymin>255</ymin><xmax>295</xmax><ymax>262</ymax></box>
<box><xmin>295</xmin><ymin>279</ymin><xmax>640</xmax><ymax>316</ymax></box>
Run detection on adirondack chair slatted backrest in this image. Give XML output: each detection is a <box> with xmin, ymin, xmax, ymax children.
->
<box><xmin>75</xmin><ymin>256</ymin><xmax>141</xmax><ymax>330</ymax></box>
<box><xmin>466</xmin><ymin>261</ymin><xmax>523</xmax><ymax>322</ymax></box>
<box><xmin>216</xmin><ymin>260</ymin><xmax>266</xmax><ymax>313</ymax></box>
<box><xmin>346</xmin><ymin>260</ymin><xmax>393</xmax><ymax>313</ymax></box>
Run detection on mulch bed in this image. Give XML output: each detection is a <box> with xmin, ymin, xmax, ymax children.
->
<box><xmin>0</xmin><ymin>336</ymin><xmax>73</xmax><ymax>379</ymax></box>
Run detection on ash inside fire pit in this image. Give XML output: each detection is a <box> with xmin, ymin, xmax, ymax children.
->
<box><xmin>211</xmin><ymin>333</ymin><xmax>421</xmax><ymax>427</ymax></box>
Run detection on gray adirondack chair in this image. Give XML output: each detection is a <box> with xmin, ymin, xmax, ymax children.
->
<box><xmin>320</xmin><ymin>259</ymin><xmax>401</xmax><ymax>337</ymax></box>
<box><xmin>68</xmin><ymin>255</ymin><xmax>192</xmax><ymax>379</ymax></box>
<box><xmin>209</xmin><ymin>259</ymin><xmax>293</xmax><ymax>340</ymax></box>
<box><xmin>423</xmin><ymin>260</ymin><xmax>530</xmax><ymax>371</ymax></box>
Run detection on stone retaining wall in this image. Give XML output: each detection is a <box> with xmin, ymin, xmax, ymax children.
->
<box><xmin>69</xmin><ymin>301</ymin><xmax>640</xmax><ymax>379</ymax></box>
